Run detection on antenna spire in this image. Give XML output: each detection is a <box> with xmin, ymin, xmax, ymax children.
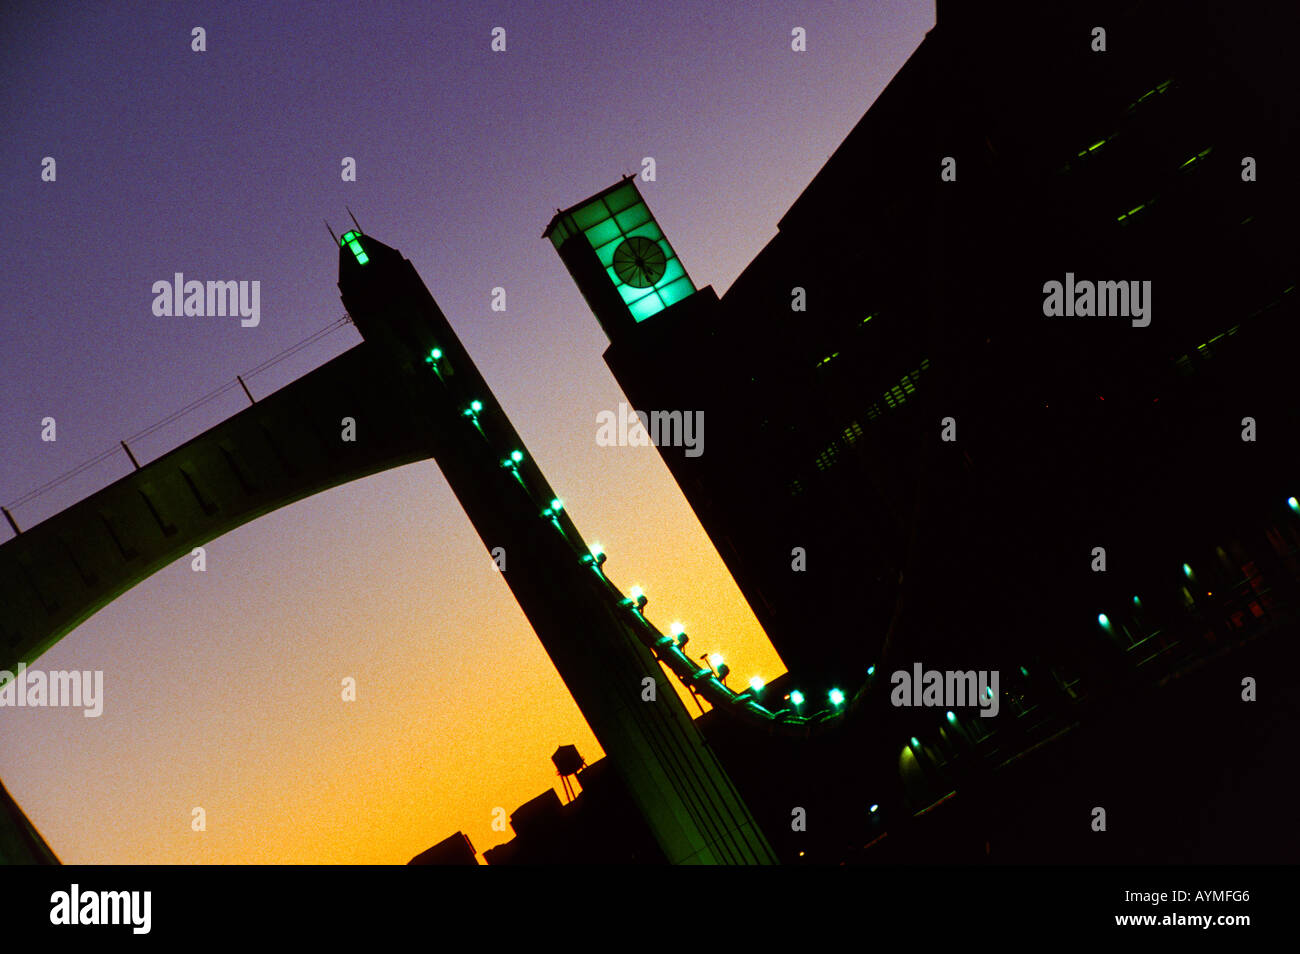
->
<box><xmin>346</xmin><ymin>207</ymin><xmax>362</xmax><ymax>231</ymax></box>
<box><xmin>325</xmin><ymin>220</ymin><xmax>339</xmax><ymax>245</ymax></box>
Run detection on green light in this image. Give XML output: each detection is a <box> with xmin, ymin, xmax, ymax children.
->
<box><xmin>708</xmin><ymin>653</ymin><xmax>724</xmax><ymax>669</ymax></box>
<box><xmin>869</xmin><ymin>804</ymin><xmax>879</xmax><ymax>813</ymax></box>
<box><xmin>866</xmin><ymin>665</ymin><xmax>875</xmax><ymax>676</ymax></box>
<box><xmin>1182</xmin><ymin>563</ymin><xmax>1193</xmax><ymax>578</ymax></box>
<box><xmin>1133</xmin><ymin>595</ymin><xmax>1142</xmax><ymax>608</ymax></box>
<box><xmin>555</xmin><ymin>182</ymin><xmax>696</xmax><ymax>323</ymax></box>
<box><xmin>629</xmin><ymin>585</ymin><xmax>644</xmax><ymax>601</ymax></box>
<box><xmin>945</xmin><ymin>711</ymin><xmax>956</xmax><ymax>724</ymax></box>
<box><xmin>425</xmin><ymin>347</ymin><xmax>443</xmax><ymax>363</ymax></box>
<box><xmin>790</xmin><ymin>690</ymin><xmax>804</xmax><ymax>706</ymax></box>
<box><xmin>829</xmin><ymin>688</ymin><xmax>845</xmax><ymax>706</ymax></box>
<box><xmin>510</xmin><ymin>450</ymin><xmax>524</xmax><ymax>463</ymax></box>
<box><xmin>749</xmin><ymin>676</ymin><xmax>765</xmax><ymax>692</ymax></box>
<box><xmin>1289</xmin><ymin>497</ymin><xmax>1299</xmax><ymax>513</ymax></box>
<box><xmin>341</xmin><ymin>233</ymin><xmax>370</xmax><ymax>266</ymax></box>
<box><xmin>1098</xmin><ymin>613</ymin><xmax>1111</xmax><ymax>629</ymax></box>
<box><xmin>669</xmin><ymin>621</ymin><xmax>685</xmax><ymax>637</ymax></box>
<box><xmin>1117</xmin><ymin>203</ymin><xmax>1146</xmax><ymax>223</ymax></box>
<box><xmin>549</xmin><ymin>497</ymin><xmax>563</xmax><ymax>512</ymax></box>
<box><xmin>1129</xmin><ymin>79</ymin><xmax>1172</xmax><ymax>112</ymax></box>
<box><xmin>1019</xmin><ymin>666</ymin><xmax>1029</xmax><ymax>677</ymax></box>
<box><xmin>910</xmin><ymin>737</ymin><xmax>920</xmax><ymax>749</ymax></box>
<box><xmin>469</xmin><ymin>400</ymin><xmax>482</xmax><ymax>413</ymax></box>
<box><xmin>589</xmin><ymin>542</ymin><xmax>604</xmax><ymax>559</ymax></box>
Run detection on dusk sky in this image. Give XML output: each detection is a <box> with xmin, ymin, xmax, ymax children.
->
<box><xmin>0</xmin><ymin>1</ymin><xmax>934</xmax><ymax>863</ymax></box>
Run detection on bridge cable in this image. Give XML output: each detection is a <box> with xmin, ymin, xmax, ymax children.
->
<box><xmin>3</xmin><ymin>316</ymin><xmax>355</xmax><ymax>512</ymax></box>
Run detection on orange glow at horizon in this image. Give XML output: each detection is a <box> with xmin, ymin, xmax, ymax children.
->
<box><xmin>3</xmin><ymin>434</ymin><xmax>786</xmax><ymax>865</ymax></box>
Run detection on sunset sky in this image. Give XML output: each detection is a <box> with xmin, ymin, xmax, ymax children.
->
<box><xmin>0</xmin><ymin>0</ymin><xmax>933</xmax><ymax>863</ymax></box>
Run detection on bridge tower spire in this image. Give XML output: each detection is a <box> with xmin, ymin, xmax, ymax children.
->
<box><xmin>337</xmin><ymin>229</ymin><xmax>776</xmax><ymax>865</ymax></box>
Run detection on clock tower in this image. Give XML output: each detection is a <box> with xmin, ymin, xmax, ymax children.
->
<box><xmin>544</xmin><ymin>177</ymin><xmax>697</xmax><ymax>342</ymax></box>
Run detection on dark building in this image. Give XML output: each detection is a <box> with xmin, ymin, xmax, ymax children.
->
<box><xmin>481</xmin><ymin>757</ymin><xmax>664</xmax><ymax>865</ymax></box>
<box><xmin>542</xmin><ymin>0</ymin><xmax>1300</xmax><ymax>862</ymax></box>
<box><xmin>547</xmin><ymin>0</ymin><xmax>1298</xmax><ymax>706</ymax></box>
<box><xmin>409</xmin><ymin>831</ymin><xmax>478</xmax><ymax>866</ymax></box>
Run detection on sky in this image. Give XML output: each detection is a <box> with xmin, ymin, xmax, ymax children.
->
<box><xmin>0</xmin><ymin>0</ymin><xmax>934</xmax><ymax>863</ymax></box>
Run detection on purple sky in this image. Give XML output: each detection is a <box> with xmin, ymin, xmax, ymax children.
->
<box><xmin>0</xmin><ymin>1</ymin><xmax>934</xmax><ymax>863</ymax></box>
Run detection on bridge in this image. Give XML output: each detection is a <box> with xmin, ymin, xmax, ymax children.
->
<box><xmin>1</xmin><ymin>190</ymin><xmax>859</xmax><ymax>865</ymax></box>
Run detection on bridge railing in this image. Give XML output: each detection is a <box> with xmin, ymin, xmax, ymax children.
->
<box><xmin>1</xmin><ymin>317</ymin><xmax>357</xmax><ymax>540</ymax></box>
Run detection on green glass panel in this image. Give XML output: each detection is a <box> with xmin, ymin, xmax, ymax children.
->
<box><xmin>658</xmin><ymin>277</ymin><xmax>694</xmax><ymax>305</ymax></box>
<box><xmin>627</xmin><ymin>221</ymin><xmax>664</xmax><ymax>243</ymax></box>
<box><xmin>549</xmin><ymin>217</ymin><xmax>572</xmax><ymax>248</ymax></box>
<box><xmin>572</xmin><ymin>200</ymin><xmax>611</xmax><ymax>230</ymax></box>
<box><xmin>604</xmin><ymin>182</ymin><xmax>639</xmax><ymax>213</ymax></box>
<box><xmin>583</xmin><ymin>217</ymin><xmax>622</xmax><ymax>248</ymax></box>
<box><xmin>595</xmin><ymin>240</ymin><xmax>624</xmax><ymax>268</ymax></box>
<box><xmin>657</xmin><ymin>257</ymin><xmax>685</xmax><ymax>285</ymax></box>
<box><xmin>614</xmin><ymin>203</ymin><xmax>651</xmax><ymax>232</ymax></box>
<box><xmin>592</xmin><ymin>234</ymin><xmax>626</xmax><ymax>262</ymax></box>
<box><xmin>629</xmin><ymin>294</ymin><xmax>665</xmax><ymax>321</ymax></box>
<box><xmin>617</xmin><ymin>282</ymin><xmax>654</xmax><ymax>305</ymax></box>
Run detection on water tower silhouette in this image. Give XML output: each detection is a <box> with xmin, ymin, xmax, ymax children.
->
<box><xmin>552</xmin><ymin>745</ymin><xmax>586</xmax><ymax>803</ymax></box>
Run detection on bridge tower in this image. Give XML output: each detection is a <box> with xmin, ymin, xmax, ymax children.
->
<box><xmin>336</xmin><ymin>229</ymin><xmax>776</xmax><ymax>865</ymax></box>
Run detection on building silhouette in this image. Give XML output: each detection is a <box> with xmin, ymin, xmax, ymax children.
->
<box><xmin>479</xmin><ymin>758</ymin><xmax>664</xmax><ymax>865</ymax></box>
<box><xmin>531</xmin><ymin>0</ymin><xmax>1299</xmax><ymax>862</ymax></box>
<box><xmin>5</xmin><ymin>0</ymin><xmax>1296</xmax><ymax>866</ymax></box>
<box><xmin>409</xmin><ymin>831</ymin><xmax>477</xmax><ymax>866</ymax></box>
<box><xmin>548</xmin><ymin>0</ymin><xmax>1297</xmax><ymax>721</ymax></box>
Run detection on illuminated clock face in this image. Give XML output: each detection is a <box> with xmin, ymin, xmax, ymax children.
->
<box><xmin>612</xmin><ymin>236</ymin><xmax>667</xmax><ymax>288</ymax></box>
